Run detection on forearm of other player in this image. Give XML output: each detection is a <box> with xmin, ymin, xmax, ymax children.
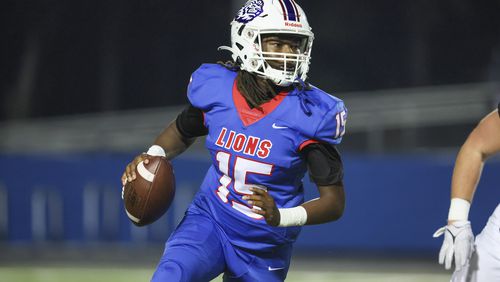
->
<box><xmin>448</xmin><ymin>141</ymin><xmax>482</xmax><ymax>221</ymax></box>
<box><xmin>449</xmin><ymin>110</ymin><xmax>500</xmax><ymax>219</ymax></box>
<box><xmin>433</xmin><ymin>110</ymin><xmax>499</xmax><ymax>271</ymax></box>
<box><xmin>301</xmin><ymin>184</ymin><xmax>345</xmax><ymax>225</ymax></box>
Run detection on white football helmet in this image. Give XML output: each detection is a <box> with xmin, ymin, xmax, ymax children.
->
<box><xmin>219</xmin><ymin>0</ymin><xmax>314</xmax><ymax>86</ymax></box>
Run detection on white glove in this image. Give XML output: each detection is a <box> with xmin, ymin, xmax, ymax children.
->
<box><xmin>433</xmin><ymin>220</ymin><xmax>474</xmax><ymax>271</ymax></box>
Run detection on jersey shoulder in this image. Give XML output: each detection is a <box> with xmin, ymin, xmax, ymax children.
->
<box><xmin>187</xmin><ymin>64</ymin><xmax>237</xmax><ymax>111</ymax></box>
<box><xmin>306</xmin><ymin>85</ymin><xmax>345</xmax><ymax>111</ymax></box>
<box><xmin>286</xmin><ymin>85</ymin><xmax>347</xmax><ymax>146</ymax></box>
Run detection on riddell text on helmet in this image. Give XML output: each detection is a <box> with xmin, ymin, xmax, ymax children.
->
<box><xmin>285</xmin><ymin>22</ymin><xmax>303</xmax><ymax>28</ymax></box>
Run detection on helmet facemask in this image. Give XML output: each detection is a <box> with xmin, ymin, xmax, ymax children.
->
<box><xmin>254</xmin><ymin>32</ymin><xmax>312</xmax><ymax>86</ymax></box>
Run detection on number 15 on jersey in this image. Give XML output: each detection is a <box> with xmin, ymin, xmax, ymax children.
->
<box><xmin>215</xmin><ymin>151</ymin><xmax>273</xmax><ymax>219</ymax></box>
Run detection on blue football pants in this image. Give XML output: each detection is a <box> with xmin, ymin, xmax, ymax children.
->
<box><xmin>151</xmin><ymin>212</ymin><xmax>291</xmax><ymax>282</ymax></box>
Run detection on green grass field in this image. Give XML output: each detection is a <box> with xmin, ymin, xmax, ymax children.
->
<box><xmin>0</xmin><ymin>245</ymin><xmax>451</xmax><ymax>282</ymax></box>
<box><xmin>0</xmin><ymin>265</ymin><xmax>450</xmax><ymax>282</ymax></box>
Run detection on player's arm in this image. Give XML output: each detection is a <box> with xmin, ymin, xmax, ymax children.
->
<box><xmin>301</xmin><ymin>185</ymin><xmax>345</xmax><ymax>224</ymax></box>
<box><xmin>122</xmin><ymin>104</ymin><xmax>207</xmax><ymax>184</ymax></box>
<box><xmin>154</xmin><ymin>104</ymin><xmax>208</xmax><ymax>160</ymax></box>
<box><xmin>449</xmin><ymin>109</ymin><xmax>500</xmax><ymax>210</ymax></box>
<box><xmin>247</xmin><ymin>143</ymin><xmax>345</xmax><ymax>226</ymax></box>
<box><xmin>299</xmin><ymin>143</ymin><xmax>345</xmax><ymax>224</ymax></box>
<box><xmin>433</xmin><ymin>108</ymin><xmax>500</xmax><ymax>271</ymax></box>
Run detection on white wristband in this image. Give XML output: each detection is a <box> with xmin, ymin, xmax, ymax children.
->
<box><xmin>146</xmin><ymin>145</ymin><xmax>166</xmax><ymax>157</ymax></box>
<box><xmin>448</xmin><ymin>198</ymin><xmax>471</xmax><ymax>221</ymax></box>
<box><xmin>278</xmin><ymin>206</ymin><xmax>308</xmax><ymax>227</ymax></box>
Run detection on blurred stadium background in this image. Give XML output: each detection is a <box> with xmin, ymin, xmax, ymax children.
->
<box><xmin>1</xmin><ymin>0</ymin><xmax>500</xmax><ymax>281</ymax></box>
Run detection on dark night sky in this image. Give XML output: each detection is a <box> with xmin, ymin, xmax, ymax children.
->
<box><xmin>1</xmin><ymin>0</ymin><xmax>500</xmax><ymax>120</ymax></box>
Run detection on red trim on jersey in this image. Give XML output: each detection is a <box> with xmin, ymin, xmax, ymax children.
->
<box><xmin>298</xmin><ymin>139</ymin><xmax>319</xmax><ymax>151</ymax></box>
<box><xmin>232</xmin><ymin>80</ymin><xmax>288</xmax><ymax>127</ymax></box>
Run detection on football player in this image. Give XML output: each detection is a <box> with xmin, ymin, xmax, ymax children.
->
<box><xmin>122</xmin><ymin>1</ymin><xmax>347</xmax><ymax>281</ymax></box>
<box><xmin>433</xmin><ymin>103</ymin><xmax>500</xmax><ymax>282</ymax></box>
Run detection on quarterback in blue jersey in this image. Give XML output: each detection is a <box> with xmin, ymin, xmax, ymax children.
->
<box><xmin>122</xmin><ymin>0</ymin><xmax>347</xmax><ymax>281</ymax></box>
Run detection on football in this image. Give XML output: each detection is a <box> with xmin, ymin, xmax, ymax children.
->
<box><xmin>123</xmin><ymin>156</ymin><xmax>175</xmax><ymax>226</ymax></box>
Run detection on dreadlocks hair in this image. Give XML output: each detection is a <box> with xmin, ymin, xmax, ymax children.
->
<box><xmin>218</xmin><ymin>61</ymin><xmax>280</xmax><ymax>110</ymax></box>
<box><xmin>218</xmin><ymin>61</ymin><xmax>312</xmax><ymax>110</ymax></box>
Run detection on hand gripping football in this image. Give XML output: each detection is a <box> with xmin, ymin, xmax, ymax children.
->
<box><xmin>123</xmin><ymin>156</ymin><xmax>175</xmax><ymax>226</ymax></box>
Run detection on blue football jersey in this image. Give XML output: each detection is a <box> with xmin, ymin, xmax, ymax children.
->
<box><xmin>186</xmin><ymin>64</ymin><xmax>347</xmax><ymax>251</ymax></box>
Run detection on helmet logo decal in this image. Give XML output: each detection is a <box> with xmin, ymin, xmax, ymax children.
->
<box><xmin>278</xmin><ymin>0</ymin><xmax>300</xmax><ymax>22</ymax></box>
<box><xmin>235</xmin><ymin>0</ymin><xmax>264</xmax><ymax>23</ymax></box>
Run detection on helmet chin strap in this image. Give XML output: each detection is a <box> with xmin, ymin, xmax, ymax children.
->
<box><xmin>217</xmin><ymin>45</ymin><xmax>235</xmax><ymax>54</ymax></box>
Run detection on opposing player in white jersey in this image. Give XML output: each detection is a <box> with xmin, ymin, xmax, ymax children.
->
<box><xmin>433</xmin><ymin>103</ymin><xmax>500</xmax><ymax>282</ymax></box>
